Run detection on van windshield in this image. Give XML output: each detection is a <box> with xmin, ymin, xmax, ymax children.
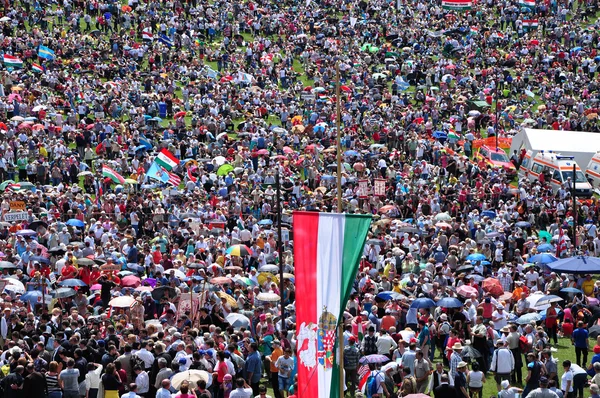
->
<box><xmin>490</xmin><ymin>152</ymin><xmax>509</xmax><ymax>162</ymax></box>
<box><xmin>561</xmin><ymin>170</ymin><xmax>587</xmax><ymax>183</ymax></box>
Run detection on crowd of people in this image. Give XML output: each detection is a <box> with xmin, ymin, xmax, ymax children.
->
<box><xmin>1</xmin><ymin>0</ymin><xmax>600</xmax><ymax>397</ymax></box>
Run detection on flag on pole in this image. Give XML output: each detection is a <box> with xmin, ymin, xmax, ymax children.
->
<box><xmin>166</xmin><ymin>170</ymin><xmax>181</xmax><ymax>186</ymax></box>
<box><xmin>102</xmin><ymin>165</ymin><xmax>125</xmax><ymax>184</ymax></box>
<box><xmin>187</xmin><ymin>168</ymin><xmax>197</xmax><ymax>183</ymax></box>
<box><xmin>357</xmin><ymin>365</ymin><xmax>370</xmax><ymax>392</ymax></box>
<box><xmin>3</xmin><ymin>54</ymin><xmax>23</xmax><ymax>68</ymax></box>
<box><xmin>441</xmin><ymin>0</ymin><xmax>472</xmax><ymax>10</ymax></box>
<box><xmin>155</xmin><ymin>148</ymin><xmax>180</xmax><ymax>171</ymax></box>
<box><xmin>31</xmin><ymin>63</ymin><xmax>45</xmax><ymax>73</ymax></box>
<box><xmin>158</xmin><ymin>34</ymin><xmax>174</xmax><ymax>47</ymax></box>
<box><xmin>37</xmin><ymin>45</ymin><xmax>55</xmax><ymax>60</ymax></box>
<box><xmin>142</xmin><ymin>29</ymin><xmax>153</xmax><ymax>41</ymax></box>
<box><xmin>147</xmin><ymin>162</ymin><xmax>169</xmax><ymax>184</ymax></box>
<box><xmin>294</xmin><ymin>211</ymin><xmax>371</xmax><ymax>398</ymax></box>
<box><xmin>556</xmin><ymin>227</ymin><xmax>567</xmax><ymax>257</ymax></box>
<box><xmin>518</xmin><ymin>0</ymin><xmax>536</xmax><ymax>7</ymax></box>
<box><xmin>522</xmin><ymin>19</ymin><xmax>539</xmax><ymax>29</ymax></box>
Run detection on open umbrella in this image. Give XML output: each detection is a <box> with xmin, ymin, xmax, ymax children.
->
<box><xmin>256</xmin><ymin>292</ymin><xmax>280</xmax><ymax>302</ymax></box>
<box><xmin>482</xmin><ymin>278</ymin><xmax>504</xmax><ymax>296</ymax></box>
<box><xmin>410</xmin><ymin>298</ymin><xmax>436</xmax><ymax>309</ymax></box>
<box><xmin>28</xmin><ymin>221</ymin><xmax>48</xmax><ymax>231</ymax></box>
<box><xmin>108</xmin><ymin>296</ymin><xmax>135</xmax><ymax>308</ymax></box>
<box><xmin>171</xmin><ymin>370</ymin><xmax>212</xmax><ymax>389</ymax></box>
<box><xmin>434</xmin><ymin>212</ymin><xmax>452</xmax><ymax>221</ymax></box>
<box><xmin>217</xmin><ymin>164</ymin><xmax>234</xmax><ymax>176</ymax></box>
<box><xmin>537</xmin><ymin>243</ymin><xmax>554</xmax><ymax>252</ymax></box>
<box><xmin>121</xmin><ymin>275</ymin><xmax>141</xmax><ymax>288</ymax></box>
<box><xmin>77</xmin><ymin>258</ymin><xmax>96</xmax><ymax>266</ymax></box>
<box><xmin>547</xmin><ymin>256</ymin><xmax>600</xmax><ymax>274</ymax></box>
<box><xmin>590</xmin><ymin>325</ymin><xmax>600</xmax><ymax>339</ymax></box>
<box><xmin>561</xmin><ymin>287</ymin><xmax>583</xmax><ymax>294</ymax></box>
<box><xmin>226</xmin><ymin>313</ymin><xmax>251</xmax><ymax>329</ymax></box>
<box><xmin>226</xmin><ymin>245</ymin><xmax>253</xmax><ymax>257</ymax></box>
<box><xmin>436</xmin><ymin>297</ymin><xmax>463</xmax><ymax>308</ymax></box>
<box><xmin>66</xmin><ymin>219</ymin><xmax>85</xmax><ymax>227</ymax></box>
<box><xmin>515</xmin><ymin>313</ymin><xmax>542</xmax><ymax>325</ymax></box>
<box><xmin>0</xmin><ymin>261</ymin><xmax>16</xmax><ymax>269</ymax></box>
<box><xmin>210</xmin><ymin>277</ymin><xmax>233</xmax><ymax>285</ymax></box>
<box><xmin>377</xmin><ymin>291</ymin><xmax>406</xmax><ymax>301</ymax></box>
<box><xmin>151</xmin><ymin>286</ymin><xmax>177</xmax><ymax>301</ymax></box>
<box><xmin>529</xmin><ymin>253</ymin><xmax>558</xmax><ymax>264</ymax></box>
<box><xmin>52</xmin><ymin>287</ymin><xmax>76</xmax><ymax>298</ymax></box>
<box><xmin>58</xmin><ymin>279</ymin><xmax>88</xmax><ymax>287</ymax></box>
<box><xmin>359</xmin><ymin>354</ymin><xmax>390</xmax><ymax>364</ymax></box>
<box><xmin>20</xmin><ymin>290</ymin><xmax>43</xmax><ymax>305</ymax></box>
<box><xmin>258</xmin><ymin>264</ymin><xmax>279</xmax><ymax>273</ymax></box>
<box><xmin>535</xmin><ymin>295</ymin><xmax>563</xmax><ymax>307</ymax></box>
<box><xmin>457</xmin><ymin>285</ymin><xmax>478</xmax><ymax>297</ymax></box>
<box><xmin>16</xmin><ymin>229</ymin><xmax>37</xmax><ymax>236</ymax></box>
<box><xmin>216</xmin><ymin>291</ymin><xmax>238</xmax><ymax>308</ymax></box>
<box><xmin>466</xmin><ymin>253</ymin><xmax>486</xmax><ymax>261</ymax></box>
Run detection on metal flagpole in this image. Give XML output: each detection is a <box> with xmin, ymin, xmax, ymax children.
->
<box><xmin>276</xmin><ymin>171</ymin><xmax>286</xmax><ymax>336</ymax></box>
<box><xmin>335</xmin><ymin>62</ymin><xmax>345</xmax><ymax>398</ymax></box>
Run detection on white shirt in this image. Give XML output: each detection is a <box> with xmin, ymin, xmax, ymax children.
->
<box><xmin>489</xmin><ymin>348</ymin><xmax>515</xmax><ymax>374</ymax></box>
<box><xmin>229</xmin><ymin>387</ymin><xmax>253</xmax><ymax>398</ymax></box>
<box><xmin>134</xmin><ymin>371</ymin><xmax>149</xmax><ymax>394</ymax></box>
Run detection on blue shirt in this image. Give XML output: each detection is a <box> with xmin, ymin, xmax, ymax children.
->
<box><xmin>244</xmin><ymin>351</ymin><xmax>262</xmax><ymax>383</ymax></box>
<box><xmin>573</xmin><ymin>328</ymin><xmax>589</xmax><ymax>348</ymax></box>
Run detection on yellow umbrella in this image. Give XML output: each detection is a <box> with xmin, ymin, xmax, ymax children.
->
<box><xmin>216</xmin><ymin>291</ymin><xmax>238</xmax><ymax>308</ymax></box>
<box><xmin>257</xmin><ymin>272</ymin><xmax>279</xmax><ymax>285</ymax></box>
<box><xmin>124</xmin><ymin>178</ymin><xmax>138</xmax><ymax>184</ymax></box>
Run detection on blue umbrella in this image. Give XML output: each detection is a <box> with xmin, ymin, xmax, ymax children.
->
<box><xmin>410</xmin><ymin>298</ymin><xmax>436</xmax><ymax>309</ymax></box>
<box><xmin>561</xmin><ymin>287</ymin><xmax>583</xmax><ymax>294</ymax></box>
<box><xmin>377</xmin><ymin>291</ymin><xmax>405</xmax><ymax>301</ymax></box>
<box><xmin>481</xmin><ymin>210</ymin><xmax>496</xmax><ymax>218</ymax></box>
<box><xmin>436</xmin><ymin>297</ymin><xmax>463</xmax><ymax>308</ymax></box>
<box><xmin>20</xmin><ymin>290</ymin><xmax>43</xmax><ymax>304</ymax></box>
<box><xmin>16</xmin><ymin>229</ymin><xmax>37</xmax><ymax>236</ymax></box>
<box><xmin>537</xmin><ymin>243</ymin><xmax>554</xmax><ymax>252</ymax></box>
<box><xmin>595</xmin><ymin>56</ymin><xmax>600</xmax><ymax>62</ymax></box>
<box><xmin>529</xmin><ymin>253</ymin><xmax>558</xmax><ymax>264</ymax></box>
<box><xmin>66</xmin><ymin>219</ymin><xmax>85</xmax><ymax>227</ymax></box>
<box><xmin>58</xmin><ymin>279</ymin><xmax>88</xmax><ymax>287</ymax></box>
<box><xmin>515</xmin><ymin>312</ymin><xmax>542</xmax><ymax>325</ymax></box>
<box><xmin>344</xmin><ymin>150</ymin><xmax>359</xmax><ymax>157</ymax></box>
<box><xmin>258</xmin><ymin>219</ymin><xmax>273</xmax><ymax>226</ymax></box>
<box><xmin>467</xmin><ymin>253</ymin><xmax>486</xmax><ymax>261</ymax></box>
<box><xmin>30</xmin><ymin>256</ymin><xmax>50</xmax><ymax>264</ymax></box>
<box><xmin>547</xmin><ymin>256</ymin><xmax>600</xmax><ymax>274</ymax></box>
<box><xmin>515</xmin><ymin>221</ymin><xmax>531</xmax><ymax>228</ymax></box>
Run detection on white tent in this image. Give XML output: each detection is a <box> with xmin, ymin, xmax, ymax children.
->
<box><xmin>510</xmin><ymin>128</ymin><xmax>600</xmax><ymax>167</ymax></box>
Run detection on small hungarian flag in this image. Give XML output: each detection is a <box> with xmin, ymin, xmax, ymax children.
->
<box><xmin>442</xmin><ymin>0</ymin><xmax>472</xmax><ymax>10</ymax></box>
<box><xmin>102</xmin><ymin>165</ymin><xmax>125</xmax><ymax>184</ymax></box>
<box><xmin>155</xmin><ymin>148</ymin><xmax>180</xmax><ymax>171</ymax></box>
<box><xmin>519</xmin><ymin>0</ymin><xmax>536</xmax><ymax>7</ymax></box>
<box><xmin>31</xmin><ymin>63</ymin><xmax>45</xmax><ymax>73</ymax></box>
<box><xmin>294</xmin><ymin>211</ymin><xmax>371</xmax><ymax>398</ymax></box>
<box><xmin>3</xmin><ymin>54</ymin><xmax>23</xmax><ymax>68</ymax></box>
<box><xmin>522</xmin><ymin>19</ymin><xmax>539</xmax><ymax>29</ymax></box>
<box><xmin>166</xmin><ymin>171</ymin><xmax>181</xmax><ymax>187</ymax></box>
<box><xmin>496</xmin><ymin>32</ymin><xmax>505</xmax><ymax>39</ymax></box>
<box><xmin>470</xmin><ymin>26</ymin><xmax>479</xmax><ymax>34</ymax></box>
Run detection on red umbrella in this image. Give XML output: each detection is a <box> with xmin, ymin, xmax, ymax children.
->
<box><xmin>32</xmin><ymin>124</ymin><xmax>45</xmax><ymax>131</ymax></box>
<box><xmin>121</xmin><ymin>275</ymin><xmax>141</xmax><ymax>288</ymax></box>
<box><xmin>305</xmin><ymin>144</ymin><xmax>316</xmax><ymax>153</ymax></box>
<box><xmin>210</xmin><ymin>277</ymin><xmax>233</xmax><ymax>285</ymax></box>
<box><xmin>17</xmin><ymin>123</ymin><xmax>32</xmax><ymax>130</ymax></box>
<box><xmin>482</xmin><ymin>278</ymin><xmax>504</xmax><ymax>297</ymax></box>
<box><xmin>0</xmin><ymin>122</ymin><xmax>8</xmax><ymax>130</ymax></box>
<box><xmin>86</xmin><ymin>124</ymin><xmax>95</xmax><ymax>130</ymax></box>
<box><xmin>340</xmin><ymin>85</ymin><xmax>352</xmax><ymax>92</ymax></box>
<box><xmin>414</xmin><ymin>117</ymin><xmax>424</xmax><ymax>124</ymax></box>
<box><xmin>530</xmin><ymin>39</ymin><xmax>540</xmax><ymax>45</ymax></box>
<box><xmin>174</xmin><ymin>111</ymin><xmax>187</xmax><ymax>119</ymax></box>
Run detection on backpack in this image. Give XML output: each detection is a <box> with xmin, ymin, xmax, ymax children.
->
<box><xmin>519</xmin><ymin>335</ymin><xmax>531</xmax><ymax>353</ymax></box>
<box><xmin>366</xmin><ymin>371</ymin><xmax>381</xmax><ymax>398</ymax></box>
<box><xmin>130</xmin><ymin>354</ymin><xmax>146</xmax><ymax>378</ymax></box>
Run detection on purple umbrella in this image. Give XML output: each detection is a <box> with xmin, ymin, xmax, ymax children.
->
<box><xmin>16</xmin><ymin>229</ymin><xmax>37</xmax><ymax>236</ymax></box>
<box><xmin>141</xmin><ymin>278</ymin><xmax>157</xmax><ymax>288</ymax></box>
<box><xmin>359</xmin><ymin>354</ymin><xmax>390</xmax><ymax>364</ymax></box>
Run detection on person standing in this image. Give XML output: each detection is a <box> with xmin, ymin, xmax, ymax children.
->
<box><xmin>243</xmin><ymin>342</ymin><xmax>263</xmax><ymax>396</ymax></box>
<box><xmin>59</xmin><ymin>358</ymin><xmax>81</xmax><ymax>398</ymax></box>
<box><xmin>434</xmin><ymin>374</ymin><xmax>458</xmax><ymax>398</ymax></box>
<box><xmin>414</xmin><ymin>350</ymin><xmax>432</xmax><ymax>393</ymax></box>
<box><xmin>572</xmin><ymin>321</ymin><xmax>589</xmax><ymax>367</ymax></box>
<box><xmin>506</xmin><ymin>325</ymin><xmax>523</xmax><ymax>385</ymax></box>
<box><xmin>454</xmin><ymin>362</ymin><xmax>469</xmax><ymax>398</ymax></box>
<box><xmin>267</xmin><ymin>340</ymin><xmax>284</xmax><ymax>398</ymax></box>
<box><xmin>527</xmin><ymin>377</ymin><xmax>559</xmax><ymax>398</ymax></box>
<box><xmin>490</xmin><ymin>340</ymin><xmax>515</xmax><ymax>392</ymax></box>
<box><xmin>343</xmin><ymin>336</ymin><xmax>360</xmax><ymax>397</ymax></box>
<box><xmin>523</xmin><ymin>352</ymin><xmax>545</xmax><ymax>398</ymax></box>
<box><xmin>22</xmin><ymin>363</ymin><xmax>46</xmax><ymax>398</ymax></box>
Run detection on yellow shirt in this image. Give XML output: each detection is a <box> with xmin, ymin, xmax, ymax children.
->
<box><xmin>270</xmin><ymin>347</ymin><xmax>283</xmax><ymax>373</ymax></box>
<box><xmin>582</xmin><ymin>279</ymin><xmax>595</xmax><ymax>296</ymax></box>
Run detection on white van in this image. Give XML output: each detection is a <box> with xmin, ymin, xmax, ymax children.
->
<box><xmin>519</xmin><ymin>150</ymin><xmax>593</xmax><ymax>197</ymax></box>
<box><xmin>584</xmin><ymin>152</ymin><xmax>600</xmax><ymax>193</ymax></box>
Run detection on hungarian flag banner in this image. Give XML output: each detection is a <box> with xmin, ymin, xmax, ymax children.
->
<box><xmin>31</xmin><ymin>63</ymin><xmax>45</xmax><ymax>73</ymax></box>
<box><xmin>3</xmin><ymin>54</ymin><xmax>23</xmax><ymax>68</ymax></box>
<box><xmin>522</xmin><ymin>19</ymin><xmax>539</xmax><ymax>29</ymax></box>
<box><xmin>442</xmin><ymin>0</ymin><xmax>472</xmax><ymax>10</ymax></box>
<box><xmin>294</xmin><ymin>212</ymin><xmax>371</xmax><ymax>398</ymax></box>
<box><xmin>519</xmin><ymin>0</ymin><xmax>535</xmax><ymax>7</ymax></box>
<box><xmin>102</xmin><ymin>165</ymin><xmax>125</xmax><ymax>184</ymax></box>
<box><xmin>155</xmin><ymin>148</ymin><xmax>180</xmax><ymax>171</ymax></box>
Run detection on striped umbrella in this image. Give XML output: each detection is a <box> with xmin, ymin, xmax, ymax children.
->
<box><xmin>225</xmin><ymin>244</ymin><xmax>253</xmax><ymax>257</ymax></box>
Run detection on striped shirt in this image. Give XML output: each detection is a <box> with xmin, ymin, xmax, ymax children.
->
<box><xmin>46</xmin><ymin>372</ymin><xmax>61</xmax><ymax>392</ymax></box>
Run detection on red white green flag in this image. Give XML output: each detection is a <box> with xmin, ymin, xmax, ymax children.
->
<box><xmin>102</xmin><ymin>165</ymin><xmax>125</xmax><ymax>184</ymax></box>
<box><xmin>294</xmin><ymin>211</ymin><xmax>371</xmax><ymax>398</ymax></box>
<box><xmin>442</xmin><ymin>0</ymin><xmax>472</xmax><ymax>10</ymax></box>
<box><xmin>155</xmin><ymin>148</ymin><xmax>180</xmax><ymax>171</ymax></box>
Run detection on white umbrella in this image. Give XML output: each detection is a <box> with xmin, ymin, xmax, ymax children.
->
<box><xmin>3</xmin><ymin>278</ymin><xmax>25</xmax><ymax>294</ymax></box>
<box><xmin>109</xmin><ymin>296</ymin><xmax>135</xmax><ymax>308</ymax></box>
<box><xmin>226</xmin><ymin>313</ymin><xmax>251</xmax><ymax>329</ymax></box>
<box><xmin>256</xmin><ymin>292</ymin><xmax>280</xmax><ymax>302</ymax></box>
<box><xmin>434</xmin><ymin>212</ymin><xmax>452</xmax><ymax>221</ymax></box>
<box><xmin>32</xmin><ymin>105</ymin><xmax>47</xmax><ymax>112</ymax></box>
<box><xmin>165</xmin><ymin>269</ymin><xmax>186</xmax><ymax>279</ymax></box>
<box><xmin>171</xmin><ymin>370</ymin><xmax>212</xmax><ymax>389</ymax></box>
<box><xmin>213</xmin><ymin>156</ymin><xmax>226</xmax><ymax>166</ymax></box>
<box><xmin>468</xmin><ymin>110</ymin><xmax>481</xmax><ymax>117</ymax></box>
<box><xmin>525</xmin><ymin>292</ymin><xmax>549</xmax><ymax>310</ymax></box>
<box><xmin>0</xmin><ymin>16</ymin><xmax>11</xmax><ymax>22</ymax></box>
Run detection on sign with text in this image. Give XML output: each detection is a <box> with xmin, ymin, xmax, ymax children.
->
<box><xmin>9</xmin><ymin>201</ymin><xmax>25</xmax><ymax>211</ymax></box>
<box><xmin>4</xmin><ymin>212</ymin><xmax>28</xmax><ymax>222</ymax></box>
<box><xmin>357</xmin><ymin>179</ymin><xmax>369</xmax><ymax>199</ymax></box>
<box><xmin>374</xmin><ymin>179</ymin><xmax>386</xmax><ymax>196</ymax></box>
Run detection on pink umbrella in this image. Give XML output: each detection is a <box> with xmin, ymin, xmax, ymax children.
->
<box><xmin>135</xmin><ymin>286</ymin><xmax>153</xmax><ymax>292</ymax></box>
<box><xmin>7</xmin><ymin>93</ymin><xmax>21</xmax><ymax>102</ymax></box>
<box><xmin>282</xmin><ymin>146</ymin><xmax>294</xmax><ymax>154</ymax></box>
<box><xmin>121</xmin><ymin>275</ymin><xmax>141</xmax><ymax>288</ymax></box>
<box><xmin>457</xmin><ymin>285</ymin><xmax>478</xmax><ymax>297</ymax></box>
<box><xmin>90</xmin><ymin>284</ymin><xmax>102</xmax><ymax>290</ymax></box>
<box><xmin>257</xmin><ymin>149</ymin><xmax>269</xmax><ymax>155</ymax></box>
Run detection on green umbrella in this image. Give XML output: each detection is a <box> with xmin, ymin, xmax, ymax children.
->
<box><xmin>217</xmin><ymin>164</ymin><xmax>234</xmax><ymax>176</ymax></box>
<box><xmin>385</xmin><ymin>51</ymin><xmax>400</xmax><ymax>58</ymax></box>
<box><xmin>368</xmin><ymin>46</ymin><xmax>380</xmax><ymax>53</ymax></box>
<box><xmin>0</xmin><ymin>180</ymin><xmax>15</xmax><ymax>191</ymax></box>
<box><xmin>538</xmin><ymin>230</ymin><xmax>552</xmax><ymax>241</ymax></box>
<box><xmin>360</xmin><ymin>43</ymin><xmax>371</xmax><ymax>51</ymax></box>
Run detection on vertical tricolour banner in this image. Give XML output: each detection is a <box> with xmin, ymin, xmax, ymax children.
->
<box><xmin>294</xmin><ymin>212</ymin><xmax>372</xmax><ymax>398</ymax></box>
